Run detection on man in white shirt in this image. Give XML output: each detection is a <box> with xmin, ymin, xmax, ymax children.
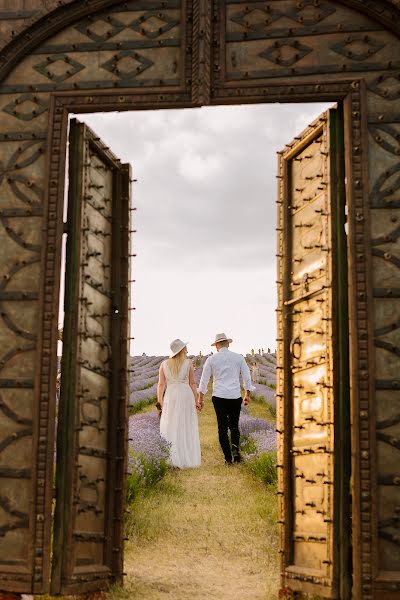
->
<box><xmin>198</xmin><ymin>333</ymin><xmax>254</xmax><ymax>464</ymax></box>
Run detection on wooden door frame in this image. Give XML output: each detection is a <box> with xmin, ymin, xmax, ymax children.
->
<box><xmin>50</xmin><ymin>120</ymin><xmax>130</xmax><ymax>594</ymax></box>
<box><xmin>40</xmin><ymin>79</ymin><xmax>374</xmax><ymax>597</ymax></box>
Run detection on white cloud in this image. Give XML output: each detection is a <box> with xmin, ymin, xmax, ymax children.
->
<box><xmin>178</xmin><ymin>151</ymin><xmax>223</xmax><ymax>183</ymax></box>
<box><xmin>73</xmin><ymin>102</ymin><xmax>333</xmax><ymax>355</ymax></box>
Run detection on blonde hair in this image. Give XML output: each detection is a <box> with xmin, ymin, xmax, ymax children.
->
<box><xmin>168</xmin><ymin>347</ymin><xmax>187</xmax><ymax>378</ymax></box>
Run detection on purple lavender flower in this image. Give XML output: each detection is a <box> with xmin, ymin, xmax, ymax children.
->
<box><xmin>251</xmin><ymin>383</ymin><xmax>276</xmax><ymax>406</ymax></box>
<box><xmin>127</xmin><ymin>454</ymin><xmax>145</xmax><ymax>477</ymax></box>
<box><xmin>247</xmin><ymin>430</ymin><xmax>277</xmax><ymax>454</ymax></box>
<box><xmin>130</xmin><ymin>383</ymin><xmax>158</xmax><ymax>406</ymax></box>
<box><xmin>128</xmin><ymin>410</ymin><xmax>171</xmax><ymax>464</ymax></box>
<box><xmin>239</xmin><ymin>412</ymin><xmax>274</xmax><ymax>436</ymax></box>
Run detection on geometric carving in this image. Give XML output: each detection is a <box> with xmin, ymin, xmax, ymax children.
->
<box><xmin>259</xmin><ymin>40</ymin><xmax>313</xmax><ymax>67</ymax></box>
<box><xmin>291</xmin><ymin>0</ymin><xmax>335</xmax><ymax>25</ymax></box>
<box><xmin>0</xmin><ymin>0</ymin><xmax>399</xmax><ymax>595</ymax></box>
<box><xmin>370</xmin><ymin>163</ymin><xmax>400</xmax><ymax>208</ymax></box>
<box><xmin>81</xmin><ymin>396</ymin><xmax>103</xmax><ymax>430</ymax></box>
<box><xmin>33</xmin><ymin>55</ymin><xmax>85</xmax><ymax>83</ymax></box>
<box><xmin>0</xmin><ymin>396</ymin><xmax>32</xmax><ymax>429</ymax></box>
<box><xmin>0</xmin><ymin>213</ymin><xmax>41</xmax><ymax>252</ymax></box>
<box><xmin>372</xmin><ymin>248</ymin><xmax>400</xmax><ymax>271</ymax></box>
<box><xmin>0</xmin><ymin>496</ymin><xmax>29</xmax><ymax>538</ymax></box>
<box><xmin>5</xmin><ymin>141</ymin><xmax>44</xmax><ymax>174</ymax></box>
<box><xmin>0</xmin><ymin>140</ymin><xmax>44</xmax><ymax>186</ymax></box>
<box><xmin>230</xmin><ymin>6</ymin><xmax>283</xmax><ymax>31</ymax></box>
<box><xmin>372</xmin><ymin>223</ymin><xmax>400</xmax><ymax>247</ymax></box>
<box><xmin>101</xmin><ymin>50</ymin><xmax>153</xmax><ymax>79</ymax></box>
<box><xmin>377</xmin><ymin>430</ymin><xmax>400</xmax><ymax>449</ymax></box>
<box><xmin>379</xmin><ymin>517</ymin><xmax>400</xmax><ymax>548</ymax></box>
<box><xmin>369</xmin><ymin>72</ymin><xmax>400</xmax><ymax>100</ymax></box>
<box><xmin>77</xmin><ymin>475</ymin><xmax>101</xmax><ymax>515</ymax></box>
<box><xmin>369</xmin><ymin>123</ymin><xmax>400</xmax><ymax>155</ymax></box>
<box><xmin>0</xmin><ymin>426</ymin><xmax>32</xmax><ymax>454</ymax></box>
<box><xmin>230</xmin><ymin>1</ymin><xmax>335</xmax><ymax>30</ymax></box>
<box><xmin>7</xmin><ymin>175</ymin><xmax>43</xmax><ymax>207</ymax></box>
<box><xmin>330</xmin><ymin>35</ymin><xmax>385</xmax><ymax>61</ymax></box>
<box><xmin>0</xmin><ymin>141</ymin><xmax>44</xmax><ymax>208</ymax></box>
<box><xmin>0</xmin><ymin>254</ymin><xmax>40</xmax><ymax>342</ymax></box>
<box><xmin>2</xmin><ymin>94</ymin><xmax>48</xmax><ymax>121</ymax></box>
<box><xmin>377</xmin><ymin>410</ymin><xmax>400</xmax><ymax>429</ymax></box>
<box><xmin>130</xmin><ymin>10</ymin><xmax>179</xmax><ymax>39</ymax></box>
<box><xmin>75</xmin><ymin>15</ymin><xmax>125</xmax><ymax>42</ymax></box>
<box><xmin>375</xmin><ymin>338</ymin><xmax>400</xmax><ymax>357</ymax></box>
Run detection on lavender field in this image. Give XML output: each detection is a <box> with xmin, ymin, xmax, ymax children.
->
<box><xmin>127</xmin><ymin>351</ymin><xmax>278</xmax><ymax>492</ymax></box>
<box><xmin>128</xmin><ymin>351</ymin><xmax>277</xmax><ymax>409</ymax></box>
<box><xmin>120</xmin><ymin>351</ymin><xmax>279</xmax><ymax>599</ymax></box>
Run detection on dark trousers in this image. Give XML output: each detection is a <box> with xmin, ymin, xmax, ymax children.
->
<box><xmin>212</xmin><ymin>396</ymin><xmax>242</xmax><ymax>462</ymax></box>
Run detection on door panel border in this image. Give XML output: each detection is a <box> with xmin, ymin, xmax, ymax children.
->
<box><xmin>38</xmin><ymin>80</ymin><xmax>375</xmax><ymax>597</ymax></box>
<box><xmin>50</xmin><ymin>120</ymin><xmax>130</xmax><ymax>594</ymax></box>
<box><xmin>276</xmin><ymin>106</ymin><xmax>351</xmax><ymax>598</ymax></box>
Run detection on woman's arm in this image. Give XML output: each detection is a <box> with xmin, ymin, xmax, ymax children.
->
<box><xmin>188</xmin><ymin>362</ymin><xmax>198</xmax><ymax>402</ymax></box>
<box><xmin>157</xmin><ymin>363</ymin><xmax>166</xmax><ymax>407</ymax></box>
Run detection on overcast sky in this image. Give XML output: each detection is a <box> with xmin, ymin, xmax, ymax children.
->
<box><xmin>73</xmin><ymin>102</ymin><xmax>332</xmax><ymax>356</ymax></box>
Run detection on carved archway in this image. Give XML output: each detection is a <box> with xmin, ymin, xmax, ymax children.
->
<box><xmin>0</xmin><ymin>0</ymin><xmax>399</xmax><ymax>597</ymax></box>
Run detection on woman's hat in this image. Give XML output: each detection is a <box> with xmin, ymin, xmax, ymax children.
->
<box><xmin>211</xmin><ymin>333</ymin><xmax>233</xmax><ymax>346</ymax></box>
<box><xmin>170</xmin><ymin>338</ymin><xmax>188</xmax><ymax>357</ymax></box>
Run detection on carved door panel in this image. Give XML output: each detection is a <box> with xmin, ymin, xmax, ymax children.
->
<box><xmin>276</xmin><ymin>108</ymin><xmax>351</xmax><ymax>599</ymax></box>
<box><xmin>51</xmin><ymin>120</ymin><xmax>130</xmax><ymax>594</ymax></box>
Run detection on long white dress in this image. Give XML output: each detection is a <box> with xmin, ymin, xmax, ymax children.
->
<box><xmin>159</xmin><ymin>359</ymin><xmax>201</xmax><ymax>468</ymax></box>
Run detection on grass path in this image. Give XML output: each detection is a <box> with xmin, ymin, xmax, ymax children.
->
<box><xmin>111</xmin><ymin>396</ymin><xmax>279</xmax><ymax>600</ymax></box>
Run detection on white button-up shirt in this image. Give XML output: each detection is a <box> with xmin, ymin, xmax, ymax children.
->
<box><xmin>198</xmin><ymin>348</ymin><xmax>255</xmax><ymax>399</ymax></box>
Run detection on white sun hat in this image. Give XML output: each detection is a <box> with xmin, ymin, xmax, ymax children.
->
<box><xmin>211</xmin><ymin>333</ymin><xmax>233</xmax><ymax>347</ymax></box>
<box><xmin>170</xmin><ymin>338</ymin><xmax>188</xmax><ymax>357</ymax></box>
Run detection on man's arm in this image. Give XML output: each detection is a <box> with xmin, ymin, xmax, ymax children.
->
<box><xmin>241</xmin><ymin>357</ymin><xmax>255</xmax><ymax>405</ymax></box>
<box><xmin>197</xmin><ymin>357</ymin><xmax>212</xmax><ymax>409</ymax></box>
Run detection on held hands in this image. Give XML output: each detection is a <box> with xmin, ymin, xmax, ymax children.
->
<box><xmin>243</xmin><ymin>392</ymin><xmax>250</xmax><ymax>406</ymax></box>
<box><xmin>196</xmin><ymin>394</ymin><xmax>204</xmax><ymax>412</ymax></box>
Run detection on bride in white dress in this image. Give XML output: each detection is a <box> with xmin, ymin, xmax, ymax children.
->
<box><xmin>158</xmin><ymin>339</ymin><xmax>201</xmax><ymax>468</ymax></box>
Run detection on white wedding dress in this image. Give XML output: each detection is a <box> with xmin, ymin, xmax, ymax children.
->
<box><xmin>160</xmin><ymin>359</ymin><xmax>201</xmax><ymax>468</ymax></box>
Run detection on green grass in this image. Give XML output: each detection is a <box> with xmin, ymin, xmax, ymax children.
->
<box><xmin>44</xmin><ymin>391</ymin><xmax>279</xmax><ymax>600</ymax></box>
<box><xmin>128</xmin><ymin>396</ymin><xmax>157</xmax><ymax>415</ymax></box>
<box><xmin>109</xmin><ymin>390</ymin><xmax>279</xmax><ymax>600</ymax></box>
<box><xmin>246</xmin><ymin>452</ymin><xmax>278</xmax><ymax>487</ymax></box>
<box><xmin>258</xmin><ymin>379</ymin><xmax>276</xmax><ymax>390</ymax></box>
<box><xmin>249</xmin><ymin>395</ymin><xmax>276</xmax><ymax>421</ymax></box>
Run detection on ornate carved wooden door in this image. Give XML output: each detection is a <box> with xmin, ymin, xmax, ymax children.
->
<box><xmin>276</xmin><ymin>107</ymin><xmax>351</xmax><ymax>599</ymax></box>
<box><xmin>51</xmin><ymin>119</ymin><xmax>130</xmax><ymax>594</ymax></box>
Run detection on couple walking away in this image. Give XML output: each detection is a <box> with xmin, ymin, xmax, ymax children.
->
<box><xmin>157</xmin><ymin>333</ymin><xmax>255</xmax><ymax>468</ymax></box>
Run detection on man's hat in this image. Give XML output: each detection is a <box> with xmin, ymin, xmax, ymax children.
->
<box><xmin>211</xmin><ymin>333</ymin><xmax>233</xmax><ymax>347</ymax></box>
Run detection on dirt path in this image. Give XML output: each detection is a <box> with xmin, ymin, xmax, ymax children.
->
<box><xmin>117</xmin><ymin>397</ymin><xmax>279</xmax><ymax>600</ymax></box>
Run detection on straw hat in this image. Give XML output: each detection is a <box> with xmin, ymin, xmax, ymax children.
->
<box><xmin>170</xmin><ymin>338</ymin><xmax>188</xmax><ymax>357</ymax></box>
<box><xmin>211</xmin><ymin>333</ymin><xmax>233</xmax><ymax>347</ymax></box>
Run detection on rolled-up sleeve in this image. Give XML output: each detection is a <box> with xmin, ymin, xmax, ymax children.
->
<box><xmin>198</xmin><ymin>357</ymin><xmax>212</xmax><ymax>395</ymax></box>
<box><xmin>241</xmin><ymin>357</ymin><xmax>256</xmax><ymax>392</ymax></box>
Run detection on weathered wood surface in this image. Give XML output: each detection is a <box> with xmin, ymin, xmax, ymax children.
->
<box><xmin>277</xmin><ymin>108</ymin><xmax>351</xmax><ymax>599</ymax></box>
<box><xmin>0</xmin><ymin>0</ymin><xmax>399</xmax><ymax>598</ymax></box>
